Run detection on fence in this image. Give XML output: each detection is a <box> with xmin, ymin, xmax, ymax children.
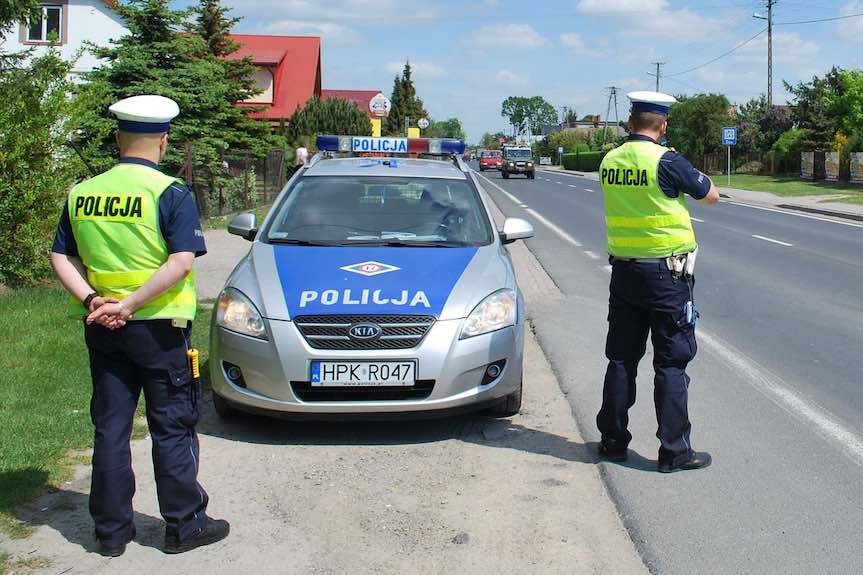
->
<box><xmin>701</xmin><ymin>150</ymin><xmax>802</xmax><ymax>177</ymax></box>
<box><xmin>178</xmin><ymin>144</ymin><xmax>296</xmax><ymax>218</ymax></box>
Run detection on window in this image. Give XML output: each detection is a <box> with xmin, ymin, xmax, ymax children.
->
<box><xmin>243</xmin><ymin>67</ymin><xmax>275</xmax><ymax>104</ymax></box>
<box><xmin>26</xmin><ymin>5</ymin><xmax>63</xmax><ymax>43</ymax></box>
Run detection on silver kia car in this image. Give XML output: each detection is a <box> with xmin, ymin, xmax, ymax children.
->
<box><xmin>209</xmin><ymin>136</ymin><xmax>534</xmax><ymax>420</ymax></box>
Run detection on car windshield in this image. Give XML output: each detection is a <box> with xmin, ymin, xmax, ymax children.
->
<box><xmin>482</xmin><ymin>151</ymin><xmax>501</xmax><ymax>158</ymax></box>
<box><xmin>505</xmin><ymin>149</ymin><xmax>532</xmax><ymax>160</ymax></box>
<box><xmin>264</xmin><ymin>176</ymin><xmax>493</xmax><ymax>247</ymax></box>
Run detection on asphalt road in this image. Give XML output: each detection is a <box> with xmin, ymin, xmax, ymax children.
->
<box><xmin>472</xmin><ymin>164</ymin><xmax>863</xmax><ymax>575</ymax></box>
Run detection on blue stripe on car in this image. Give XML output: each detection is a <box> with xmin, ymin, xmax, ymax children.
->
<box><xmin>274</xmin><ymin>246</ymin><xmax>478</xmax><ymax>318</ymax></box>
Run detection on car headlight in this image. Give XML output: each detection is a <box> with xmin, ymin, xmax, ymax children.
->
<box><xmin>216</xmin><ymin>287</ymin><xmax>268</xmax><ymax>339</ymax></box>
<box><xmin>508</xmin><ymin>162</ymin><xmax>515</xmax><ymax>166</ymax></box>
<box><xmin>460</xmin><ymin>289</ymin><xmax>517</xmax><ymax>339</ymax></box>
<box><xmin>527</xmin><ymin>162</ymin><xmax>534</xmax><ymax>166</ymax></box>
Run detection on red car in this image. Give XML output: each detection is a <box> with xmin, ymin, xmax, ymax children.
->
<box><xmin>479</xmin><ymin>149</ymin><xmax>503</xmax><ymax>171</ymax></box>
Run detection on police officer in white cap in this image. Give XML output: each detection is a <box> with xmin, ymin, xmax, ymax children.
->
<box><xmin>596</xmin><ymin>91</ymin><xmax>720</xmax><ymax>473</ymax></box>
<box><xmin>51</xmin><ymin>95</ymin><xmax>229</xmax><ymax>555</ymax></box>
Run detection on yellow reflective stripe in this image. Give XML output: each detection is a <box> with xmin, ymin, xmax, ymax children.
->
<box><xmin>87</xmin><ymin>269</ymin><xmax>158</xmax><ymax>288</ymax></box>
<box><xmin>606</xmin><ymin>213</ymin><xmax>691</xmax><ymax>228</ymax></box>
<box><xmin>608</xmin><ymin>233</ymin><xmax>694</xmax><ymax>248</ymax></box>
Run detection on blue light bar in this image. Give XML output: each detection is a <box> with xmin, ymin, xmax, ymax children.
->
<box><xmin>439</xmin><ymin>139</ymin><xmax>466</xmax><ymax>155</ymax></box>
<box><xmin>316</xmin><ymin>135</ymin><xmax>340</xmax><ymax>151</ymax></box>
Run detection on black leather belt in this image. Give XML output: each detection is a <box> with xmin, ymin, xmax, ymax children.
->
<box><xmin>609</xmin><ymin>256</ymin><xmax>668</xmax><ymax>263</ymax></box>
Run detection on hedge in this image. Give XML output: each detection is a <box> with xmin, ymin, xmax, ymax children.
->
<box><xmin>562</xmin><ymin>151</ymin><xmax>605</xmax><ymax>172</ymax></box>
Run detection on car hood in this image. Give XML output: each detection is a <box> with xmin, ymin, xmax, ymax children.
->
<box><xmin>228</xmin><ymin>243</ymin><xmax>512</xmax><ymax>321</ymax></box>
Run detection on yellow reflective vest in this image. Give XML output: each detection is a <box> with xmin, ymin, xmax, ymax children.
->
<box><xmin>600</xmin><ymin>140</ymin><xmax>697</xmax><ymax>258</ymax></box>
<box><xmin>67</xmin><ymin>163</ymin><xmax>196</xmax><ymax>320</ymax></box>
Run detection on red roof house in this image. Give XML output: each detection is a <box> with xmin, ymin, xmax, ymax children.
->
<box><xmin>321</xmin><ymin>89</ymin><xmax>381</xmax><ymax>117</ymax></box>
<box><xmin>228</xmin><ymin>34</ymin><xmax>322</xmax><ymax>122</ymax></box>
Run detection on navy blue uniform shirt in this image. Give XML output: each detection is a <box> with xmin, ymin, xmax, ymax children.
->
<box><xmin>52</xmin><ymin>157</ymin><xmax>207</xmax><ymax>258</ymax></box>
<box><xmin>629</xmin><ymin>134</ymin><xmax>711</xmax><ymax>201</ymax></box>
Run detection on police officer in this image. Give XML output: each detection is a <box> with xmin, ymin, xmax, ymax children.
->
<box><xmin>50</xmin><ymin>95</ymin><xmax>229</xmax><ymax>555</ymax></box>
<box><xmin>596</xmin><ymin>91</ymin><xmax>720</xmax><ymax>473</ymax></box>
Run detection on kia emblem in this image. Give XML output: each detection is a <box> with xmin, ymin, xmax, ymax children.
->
<box><xmin>348</xmin><ymin>323</ymin><xmax>382</xmax><ymax>340</ymax></box>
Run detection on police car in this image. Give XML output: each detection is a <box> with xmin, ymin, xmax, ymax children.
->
<box><xmin>210</xmin><ymin>136</ymin><xmax>534</xmax><ymax>419</ymax></box>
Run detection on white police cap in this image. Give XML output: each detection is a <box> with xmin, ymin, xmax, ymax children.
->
<box><xmin>627</xmin><ymin>91</ymin><xmax>677</xmax><ymax>116</ymax></box>
<box><xmin>109</xmin><ymin>95</ymin><xmax>179</xmax><ymax>133</ymax></box>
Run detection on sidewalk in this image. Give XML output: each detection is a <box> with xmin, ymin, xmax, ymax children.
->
<box><xmin>538</xmin><ymin>166</ymin><xmax>863</xmax><ymax>221</ymax></box>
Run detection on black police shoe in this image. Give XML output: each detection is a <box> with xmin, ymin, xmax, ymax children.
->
<box><xmin>164</xmin><ymin>518</ymin><xmax>230</xmax><ymax>554</ymax></box>
<box><xmin>97</xmin><ymin>541</ymin><xmax>127</xmax><ymax>557</ymax></box>
<box><xmin>597</xmin><ymin>442</ymin><xmax>629</xmax><ymax>462</ymax></box>
<box><xmin>657</xmin><ymin>451</ymin><xmax>712</xmax><ymax>474</ymax></box>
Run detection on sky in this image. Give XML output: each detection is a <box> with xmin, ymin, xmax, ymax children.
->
<box><xmin>177</xmin><ymin>0</ymin><xmax>863</xmax><ymax>142</ymax></box>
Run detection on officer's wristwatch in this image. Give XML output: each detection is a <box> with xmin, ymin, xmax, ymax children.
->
<box><xmin>83</xmin><ymin>292</ymin><xmax>99</xmax><ymax>310</ymax></box>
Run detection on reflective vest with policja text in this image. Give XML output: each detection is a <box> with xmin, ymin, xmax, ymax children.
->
<box><xmin>67</xmin><ymin>163</ymin><xmax>197</xmax><ymax>320</ymax></box>
<box><xmin>600</xmin><ymin>140</ymin><xmax>697</xmax><ymax>258</ymax></box>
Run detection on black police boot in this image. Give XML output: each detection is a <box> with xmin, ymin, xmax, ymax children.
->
<box><xmin>163</xmin><ymin>517</ymin><xmax>230</xmax><ymax>554</ymax></box>
<box><xmin>657</xmin><ymin>451</ymin><xmax>712</xmax><ymax>474</ymax></box>
<box><xmin>597</xmin><ymin>442</ymin><xmax>629</xmax><ymax>462</ymax></box>
<box><xmin>97</xmin><ymin>541</ymin><xmax>127</xmax><ymax>557</ymax></box>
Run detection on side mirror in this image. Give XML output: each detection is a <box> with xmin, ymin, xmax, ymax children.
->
<box><xmin>228</xmin><ymin>213</ymin><xmax>257</xmax><ymax>241</ymax></box>
<box><xmin>499</xmin><ymin>217</ymin><xmax>534</xmax><ymax>245</ymax></box>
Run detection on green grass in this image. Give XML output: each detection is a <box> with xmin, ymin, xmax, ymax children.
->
<box><xmin>723</xmin><ymin>174</ymin><xmax>863</xmax><ymax>200</ymax></box>
<box><xmin>0</xmin><ymin>285</ymin><xmax>212</xmax><ymax>539</ymax></box>
<box><xmin>202</xmin><ymin>203</ymin><xmax>273</xmax><ymax>231</ymax></box>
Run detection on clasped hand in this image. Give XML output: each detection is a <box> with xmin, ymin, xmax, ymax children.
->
<box><xmin>86</xmin><ymin>297</ymin><xmax>134</xmax><ymax>330</ymax></box>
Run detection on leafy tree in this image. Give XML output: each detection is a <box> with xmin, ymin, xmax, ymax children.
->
<box><xmin>286</xmin><ymin>97</ymin><xmax>371</xmax><ymax>143</ymax></box>
<box><xmin>71</xmin><ymin>0</ymin><xmax>275</xmax><ymax>179</ymax></box>
<box><xmin>785</xmin><ymin>67</ymin><xmax>845</xmax><ymax>150</ymax></box>
<box><xmin>501</xmin><ymin>96</ymin><xmax>558</xmax><ymax>136</ymax></box>
<box><xmin>424</xmin><ymin>117</ymin><xmax>465</xmax><ymax>140</ymax></box>
<box><xmin>0</xmin><ymin>52</ymin><xmax>75</xmax><ymax>284</ymax></box>
<box><xmin>737</xmin><ymin>94</ymin><xmax>767</xmax><ymax>125</ymax></box>
<box><xmin>822</xmin><ymin>68</ymin><xmax>863</xmax><ymax>138</ymax></box>
<box><xmin>385</xmin><ymin>62</ymin><xmax>427</xmax><ymax>136</ymax></box>
<box><xmin>192</xmin><ymin>0</ymin><xmax>239</xmax><ymax>57</ymax></box>
<box><xmin>0</xmin><ymin>0</ymin><xmax>39</xmax><ymax>35</ymax></box>
<box><xmin>666</xmin><ymin>94</ymin><xmax>732</xmax><ymax>169</ymax></box>
<box><xmin>480</xmin><ymin>131</ymin><xmax>506</xmax><ymax>149</ymax></box>
<box><xmin>563</xmin><ymin>108</ymin><xmax>578</xmax><ymax>127</ymax></box>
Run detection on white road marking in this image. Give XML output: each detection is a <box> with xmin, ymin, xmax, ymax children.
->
<box><xmin>556</xmin><ymin>181</ymin><xmax>563</xmax><ymax>185</ymax></box>
<box><xmin>698</xmin><ymin>329</ymin><xmax>863</xmax><ymax>470</ymax></box>
<box><xmin>523</xmin><ymin>208</ymin><xmax>583</xmax><ymax>247</ymax></box>
<box><xmin>752</xmin><ymin>234</ymin><xmax>794</xmax><ymax>247</ymax></box>
<box><xmin>691</xmin><ymin>217</ymin><xmax>705</xmax><ymax>223</ymax></box>
<box><xmin>519</xmin><ymin>203</ymin><xmax>529</xmax><ymax>208</ymax></box>
<box><xmin>584</xmin><ymin>188</ymin><xmax>596</xmax><ymax>193</ymax></box>
<box><xmin>602</xmin><ymin>265</ymin><xmax>613</xmax><ymax>273</ymax></box>
<box><xmin>584</xmin><ymin>250</ymin><xmax>600</xmax><ymax>260</ymax></box>
<box><xmin>723</xmin><ymin>199</ymin><xmax>863</xmax><ymax>229</ymax></box>
<box><xmin>568</xmin><ymin>184</ymin><xmax>577</xmax><ymax>188</ymax></box>
<box><xmin>475</xmin><ymin>172</ymin><xmax>523</xmax><ymax>205</ymax></box>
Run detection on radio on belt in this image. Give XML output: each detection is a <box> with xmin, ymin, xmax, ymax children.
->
<box><xmin>316</xmin><ymin>135</ymin><xmax>466</xmax><ymax>155</ymax></box>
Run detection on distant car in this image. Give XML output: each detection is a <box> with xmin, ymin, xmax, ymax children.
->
<box><xmin>479</xmin><ymin>149</ymin><xmax>503</xmax><ymax>171</ymax></box>
<box><xmin>209</xmin><ymin>135</ymin><xmax>536</xmax><ymax>421</ymax></box>
<box><xmin>501</xmin><ymin>147</ymin><xmax>535</xmax><ymax>179</ymax></box>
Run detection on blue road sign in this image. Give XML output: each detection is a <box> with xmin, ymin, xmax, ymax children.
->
<box><xmin>722</xmin><ymin>127</ymin><xmax>738</xmax><ymax>146</ymax></box>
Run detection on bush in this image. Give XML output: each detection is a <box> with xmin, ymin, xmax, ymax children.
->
<box><xmin>562</xmin><ymin>151</ymin><xmax>605</xmax><ymax>172</ymax></box>
<box><xmin>735</xmin><ymin>161</ymin><xmax>763</xmax><ymax>174</ymax></box>
<box><xmin>0</xmin><ymin>53</ymin><xmax>75</xmax><ymax>285</ymax></box>
<box><xmin>771</xmin><ymin>129</ymin><xmax>808</xmax><ymax>153</ymax></box>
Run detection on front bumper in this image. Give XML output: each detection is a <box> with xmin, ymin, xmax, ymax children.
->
<box><xmin>210</xmin><ymin>317</ymin><xmax>524</xmax><ymax>418</ymax></box>
<box><xmin>503</xmin><ymin>164</ymin><xmax>534</xmax><ymax>173</ymax></box>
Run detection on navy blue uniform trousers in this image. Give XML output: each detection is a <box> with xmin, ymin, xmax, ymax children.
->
<box><xmin>596</xmin><ymin>260</ymin><xmax>698</xmax><ymax>466</ymax></box>
<box><xmin>84</xmin><ymin>320</ymin><xmax>208</xmax><ymax>546</ymax></box>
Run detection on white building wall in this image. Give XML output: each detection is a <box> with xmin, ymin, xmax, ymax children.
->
<box><xmin>1</xmin><ymin>0</ymin><xmax>128</xmax><ymax>75</ymax></box>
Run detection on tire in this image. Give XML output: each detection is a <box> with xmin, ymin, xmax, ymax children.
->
<box><xmin>487</xmin><ymin>379</ymin><xmax>523</xmax><ymax>418</ymax></box>
<box><xmin>479</xmin><ymin>167</ymin><xmax>485</xmax><ymax>171</ymax></box>
<box><xmin>502</xmin><ymin>171</ymin><xmax>509</xmax><ymax>179</ymax></box>
<box><xmin>212</xmin><ymin>390</ymin><xmax>240</xmax><ymax>419</ymax></box>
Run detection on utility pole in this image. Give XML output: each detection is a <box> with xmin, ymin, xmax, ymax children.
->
<box><xmin>602</xmin><ymin>87</ymin><xmax>618</xmax><ymax>147</ymax></box>
<box><xmin>754</xmin><ymin>0</ymin><xmax>777</xmax><ymax>109</ymax></box>
<box><xmin>648</xmin><ymin>62</ymin><xmax>665</xmax><ymax>92</ymax></box>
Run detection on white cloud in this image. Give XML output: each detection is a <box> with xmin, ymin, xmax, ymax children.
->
<box><xmin>469</xmin><ymin>24</ymin><xmax>547</xmax><ymax>48</ymax></box>
<box><xmin>735</xmin><ymin>32</ymin><xmax>819</xmax><ymax>65</ymax></box>
<box><xmin>495</xmin><ymin>69</ymin><xmax>528</xmax><ymax>87</ymax></box>
<box><xmin>838</xmin><ymin>2</ymin><xmax>863</xmax><ymax>41</ymax></box>
<box><xmin>385</xmin><ymin>61</ymin><xmax>445</xmax><ymax>78</ymax></box>
<box><xmin>483</xmin><ymin>0</ymin><xmax>499</xmax><ymax>5</ymax></box>
<box><xmin>576</xmin><ymin>0</ymin><xmax>723</xmax><ymax>42</ymax></box>
<box><xmin>263</xmin><ymin>0</ymin><xmax>440</xmax><ymax>21</ymax></box>
<box><xmin>559</xmin><ymin>33</ymin><xmax>585</xmax><ymax>49</ymax></box>
<box><xmin>266</xmin><ymin>20</ymin><xmax>361</xmax><ymax>43</ymax></box>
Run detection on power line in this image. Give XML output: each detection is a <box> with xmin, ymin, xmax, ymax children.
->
<box><xmin>665</xmin><ymin>27</ymin><xmax>767</xmax><ymax>78</ymax></box>
<box><xmin>775</xmin><ymin>11</ymin><xmax>863</xmax><ymax>25</ymax></box>
<box><xmin>648</xmin><ymin>62</ymin><xmax>665</xmax><ymax>91</ymax></box>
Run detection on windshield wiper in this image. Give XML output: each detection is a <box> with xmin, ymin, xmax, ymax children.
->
<box><xmin>268</xmin><ymin>238</ymin><xmax>342</xmax><ymax>246</ymax></box>
<box><xmin>344</xmin><ymin>240</ymin><xmax>464</xmax><ymax>248</ymax></box>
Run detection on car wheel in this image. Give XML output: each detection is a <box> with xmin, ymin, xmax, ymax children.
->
<box><xmin>212</xmin><ymin>390</ymin><xmax>240</xmax><ymax>419</ymax></box>
<box><xmin>487</xmin><ymin>378</ymin><xmax>523</xmax><ymax>418</ymax></box>
<box><xmin>502</xmin><ymin>172</ymin><xmax>509</xmax><ymax>179</ymax></box>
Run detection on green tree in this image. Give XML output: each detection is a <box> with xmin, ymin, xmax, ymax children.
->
<box><xmin>822</xmin><ymin>68</ymin><xmax>863</xmax><ymax>137</ymax></box>
<box><xmin>667</xmin><ymin>94</ymin><xmax>732</xmax><ymax>169</ymax></box>
<box><xmin>192</xmin><ymin>0</ymin><xmax>240</xmax><ymax>57</ymax></box>
<box><xmin>286</xmin><ymin>97</ymin><xmax>371</xmax><ymax>143</ymax></box>
<box><xmin>501</xmin><ymin>96</ymin><xmax>558</xmax><ymax>136</ymax></box>
<box><xmin>0</xmin><ymin>52</ymin><xmax>75</xmax><ymax>284</ymax></box>
<box><xmin>71</xmin><ymin>0</ymin><xmax>274</xmax><ymax>178</ymax></box>
<box><xmin>480</xmin><ymin>131</ymin><xmax>506</xmax><ymax>149</ymax></box>
<box><xmin>785</xmin><ymin>68</ymin><xmax>845</xmax><ymax>150</ymax></box>
<box><xmin>0</xmin><ymin>0</ymin><xmax>39</xmax><ymax>35</ymax></box>
<box><xmin>563</xmin><ymin>108</ymin><xmax>578</xmax><ymax>127</ymax></box>
<box><xmin>385</xmin><ymin>62</ymin><xmax>428</xmax><ymax>136</ymax></box>
<box><xmin>424</xmin><ymin>117</ymin><xmax>465</xmax><ymax>140</ymax></box>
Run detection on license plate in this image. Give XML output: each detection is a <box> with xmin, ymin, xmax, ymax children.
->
<box><xmin>310</xmin><ymin>361</ymin><xmax>416</xmax><ymax>387</ymax></box>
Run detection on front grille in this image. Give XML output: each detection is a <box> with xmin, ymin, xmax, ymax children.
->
<box><xmin>294</xmin><ymin>315</ymin><xmax>435</xmax><ymax>350</ymax></box>
<box><xmin>291</xmin><ymin>380</ymin><xmax>435</xmax><ymax>402</ymax></box>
